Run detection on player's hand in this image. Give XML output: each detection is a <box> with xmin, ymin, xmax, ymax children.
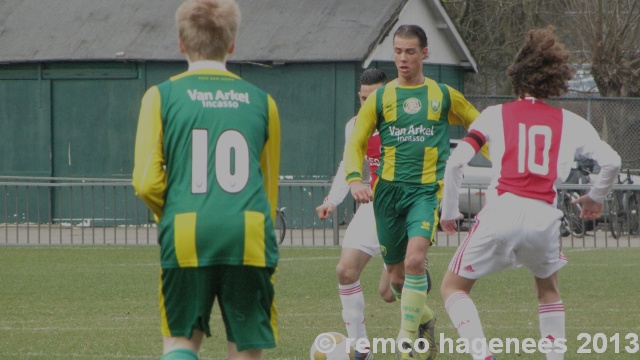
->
<box><xmin>316</xmin><ymin>203</ymin><xmax>336</xmax><ymax>220</ymax></box>
<box><xmin>440</xmin><ymin>214</ymin><xmax>463</xmax><ymax>235</ymax></box>
<box><xmin>572</xmin><ymin>194</ymin><xmax>602</xmax><ymax>221</ymax></box>
<box><xmin>349</xmin><ymin>181</ymin><xmax>372</xmax><ymax>204</ymax></box>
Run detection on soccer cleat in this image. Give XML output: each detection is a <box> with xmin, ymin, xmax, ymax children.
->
<box><xmin>397</xmin><ymin>341</ymin><xmax>417</xmax><ymax>359</ymax></box>
<box><xmin>355</xmin><ymin>349</ymin><xmax>373</xmax><ymax>360</ymax></box>
<box><xmin>424</xmin><ymin>257</ymin><xmax>432</xmax><ymax>294</ymax></box>
<box><xmin>417</xmin><ymin>317</ymin><xmax>437</xmax><ymax>360</ymax></box>
<box><xmin>485</xmin><ymin>357</ymin><xmax>497</xmax><ymax>360</ymax></box>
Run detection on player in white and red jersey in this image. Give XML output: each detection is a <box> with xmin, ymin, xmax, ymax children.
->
<box><xmin>439</xmin><ymin>27</ymin><xmax>620</xmax><ymax>360</ymax></box>
<box><xmin>315</xmin><ymin>69</ymin><xmax>390</xmax><ymax>360</ymax></box>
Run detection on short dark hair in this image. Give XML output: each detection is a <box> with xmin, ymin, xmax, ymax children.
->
<box><xmin>394</xmin><ymin>25</ymin><xmax>428</xmax><ymax>49</ymax></box>
<box><xmin>507</xmin><ymin>26</ymin><xmax>575</xmax><ymax>99</ymax></box>
<box><xmin>360</xmin><ymin>68</ymin><xmax>388</xmax><ymax>86</ymax></box>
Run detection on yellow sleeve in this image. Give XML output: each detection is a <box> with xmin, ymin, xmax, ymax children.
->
<box><xmin>344</xmin><ymin>91</ymin><xmax>377</xmax><ymax>183</ymax></box>
<box><xmin>261</xmin><ymin>95</ymin><xmax>281</xmax><ymax>222</ymax></box>
<box><xmin>446</xmin><ymin>85</ymin><xmax>480</xmax><ymax>128</ymax></box>
<box><xmin>132</xmin><ymin>86</ymin><xmax>167</xmax><ymax>220</ymax></box>
<box><xmin>446</xmin><ymin>85</ymin><xmax>490</xmax><ymax>160</ymax></box>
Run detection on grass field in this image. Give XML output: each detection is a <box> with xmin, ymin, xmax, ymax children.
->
<box><xmin>0</xmin><ymin>245</ymin><xmax>639</xmax><ymax>359</ymax></box>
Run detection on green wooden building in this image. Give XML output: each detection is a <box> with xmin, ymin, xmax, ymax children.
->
<box><xmin>0</xmin><ymin>0</ymin><xmax>476</xmax><ymax>180</ymax></box>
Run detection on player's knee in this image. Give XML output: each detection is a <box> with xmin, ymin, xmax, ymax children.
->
<box><xmin>336</xmin><ymin>262</ymin><xmax>360</xmax><ymax>284</ymax></box>
<box><xmin>404</xmin><ymin>253</ymin><xmax>425</xmax><ymax>274</ymax></box>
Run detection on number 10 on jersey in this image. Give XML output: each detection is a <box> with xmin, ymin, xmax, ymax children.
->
<box><xmin>192</xmin><ymin>129</ymin><xmax>250</xmax><ymax>194</ymax></box>
<box><xmin>518</xmin><ymin>123</ymin><xmax>552</xmax><ymax>176</ymax></box>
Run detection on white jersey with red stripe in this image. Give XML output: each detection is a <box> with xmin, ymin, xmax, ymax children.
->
<box><xmin>441</xmin><ymin>97</ymin><xmax>620</xmax><ymax>279</ymax></box>
<box><xmin>324</xmin><ymin>116</ymin><xmax>382</xmax><ymax>256</ymax></box>
<box><xmin>441</xmin><ymin>97</ymin><xmax>620</xmax><ymax>220</ymax></box>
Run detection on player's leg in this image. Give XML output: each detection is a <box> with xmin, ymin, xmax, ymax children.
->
<box><xmin>162</xmin><ymin>335</ymin><xmax>202</xmax><ymax>360</ymax></box>
<box><xmin>441</xmin><ymin>270</ymin><xmax>492</xmax><ymax>360</ymax></box>
<box><xmin>442</xmin><ymin>194</ymin><xmax>534</xmax><ymax>360</ymax></box>
<box><xmin>400</xmin><ymin>186</ymin><xmax>441</xmax><ymax>358</ymax></box>
<box><xmin>160</xmin><ymin>267</ymin><xmax>219</xmax><ymax>360</ymax></box>
<box><xmin>514</xmin><ymin>198</ymin><xmax>566</xmax><ymax>360</ymax></box>
<box><xmin>218</xmin><ymin>265</ymin><xmax>277</xmax><ymax>360</ymax></box>
<box><xmin>226</xmin><ymin>342</ymin><xmax>263</xmax><ymax>360</ymax></box>
<box><xmin>336</xmin><ymin>248</ymin><xmax>372</xmax><ymax>349</ymax></box>
<box><xmin>378</xmin><ymin>265</ymin><xmax>395</xmax><ymax>303</ymax></box>
<box><xmin>535</xmin><ymin>272</ymin><xmax>565</xmax><ymax>360</ymax></box>
<box><xmin>338</xmin><ymin>202</ymin><xmax>379</xmax><ymax>358</ymax></box>
<box><xmin>399</xmin><ymin>236</ymin><xmax>436</xmax><ymax>358</ymax></box>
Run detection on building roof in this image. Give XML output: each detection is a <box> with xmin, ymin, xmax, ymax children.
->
<box><xmin>0</xmin><ymin>0</ymin><xmax>476</xmax><ymax>70</ymax></box>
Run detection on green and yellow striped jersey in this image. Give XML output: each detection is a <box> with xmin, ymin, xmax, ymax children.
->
<box><xmin>345</xmin><ymin>78</ymin><xmax>479</xmax><ymax>185</ymax></box>
<box><xmin>133</xmin><ymin>65</ymin><xmax>280</xmax><ymax>269</ymax></box>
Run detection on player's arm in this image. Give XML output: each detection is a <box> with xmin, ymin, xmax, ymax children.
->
<box><xmin>132</xmin><ymin>86</ymin><xmax>166</xmax><ymax>220</ymax></box>
<box><xmin>440</xmin><ymin>130</ymin><xmax>486</xmax><ymax>234</ymax></box>
<box><xmin>261</xmin><ymin>95</ymin><xmax>281</xmax><ymax>223</ymax></box>
<box><xmin>569</xmin><ymin>114</ymin><xmax>621</xmax><ymax>219</ymax></box>
<box><xmin>344</xmin><ymin>93</ymin><xmax>377</xmax><ymax>203</ymax></box>
<box><xmin>317</xmin><ymin>120</ymin><xmax>354</xmax><ymax>219</ymax></box>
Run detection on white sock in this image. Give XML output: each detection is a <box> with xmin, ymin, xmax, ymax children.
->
<box><xmin>539</xmin><ymin>301</ymin><xmax>565</xmax><ymax>360</ymax></box>
<box><xmin>339</xmin><ymin>281</ymin><xmax>367</xmax><ymax>345</ymax></box>
<box><xmin>445</xmin><ymin>291</ymin><xmax>490</xmax><ymax>360</ymax></box>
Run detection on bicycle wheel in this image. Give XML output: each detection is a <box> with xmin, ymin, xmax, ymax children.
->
<box><xmin>558</xmin><ymin>190</ymin><xmax>585</xmax><ymax>238</ymax></box>
<box><xmin>565</xmin><ymin>200</ymin><xmax>587</xmax><ymax>238</ymax></box>
<box><xmin>609</xmin><ymin>191</ymin><xmax>626</xmax><ymax>239</ymax></box>
<box><xmin>276</xmin><ymin>208</ymin><xmax>286</xmax><ymax>245</ymax></box>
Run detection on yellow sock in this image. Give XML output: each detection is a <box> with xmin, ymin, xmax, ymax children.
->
<box><xmin>400</xmin><ymin>274</ymin><xmax>428</xmax><ymax>339</ymax></box>
<box><xmin>421</xmin><ymin>303</ymin><xmax>434</xmax><ymax>324</ymax></box>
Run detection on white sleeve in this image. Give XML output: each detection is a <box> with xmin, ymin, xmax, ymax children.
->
<box><xmin>584</xmin><ymin>140</ymin><xmax>621</xmax><ymax>202</ymax></box>
<box><xmin>441</xmin><ymin>141</ymin><xmax>477</xmax><ymax>220</ymax></box>
<box><xmin>565</xmin><ymin>110</ymin><xmax>621</xmax><ymax>203</ymax></box>
<box><xmin>325</xmin><ymin>119</ymin><xmax>356</xmax><ymax>206</ymax></box>
<box><xmin>589</xmin><ymin>141</ymin><xmax>621</xmax><ymax>203</ymax></box>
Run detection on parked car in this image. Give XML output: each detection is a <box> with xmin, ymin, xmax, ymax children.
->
<box><xmin>449</xmin><ymin>140</ymin><xmax>494</xmax><ymax>217</ymax></box>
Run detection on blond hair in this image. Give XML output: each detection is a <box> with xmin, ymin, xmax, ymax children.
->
<box><xmin>176</xmin><ymin>0</ymin><xmax>240</xmax><ymax>61</ymax></box>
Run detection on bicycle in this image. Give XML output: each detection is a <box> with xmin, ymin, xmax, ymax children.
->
<box><xmin>557</xmin><ymin>159</ymin><xmax>593</xmax><ymax>238</ymax></box>
<box><xmin>276</xmin><ymin>207</ymin><xmax>287</xmax><ymax>245</ymax></box>
<box><xmin>607</xmin><ymin>168</ymin><xmax>640</xmax><ymax>239</ymax></box>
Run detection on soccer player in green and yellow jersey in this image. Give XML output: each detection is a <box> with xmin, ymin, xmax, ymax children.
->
<box><xmin>345</xmin><ymin>24</ymin><xmax>482</xmax><ymax>359</ymax></box>
<box><xmin>132</xmin><ymin>1</ymin><xmax>280</xmax><ymax>359</ymax></box>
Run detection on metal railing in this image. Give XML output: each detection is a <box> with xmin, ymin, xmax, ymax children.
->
<box><xmin>1</xmin><ymin>177</ymin><xmax>639</xmax><ymax>247</ymax></box>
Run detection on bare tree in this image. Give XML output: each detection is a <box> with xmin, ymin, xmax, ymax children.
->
<box><xmin>563</xmin><ymin>0</ymin><xmax>640</xmax><ymax>97</ymax></box>
<box><xmin>442</xmin><ymin>0</ymin><xmax>566</xmax><ymax>96</ymax></box>
<box><xmin>443</xmin><ymin>0</ymin><xmax>640</xmax><ymax>97</ymax></box>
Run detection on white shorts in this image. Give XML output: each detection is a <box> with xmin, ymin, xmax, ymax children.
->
<box><xmin>342</xmin><ymin>202</ymin><xmax>381</xmax><ymax>257</ymax></box>
<box><xmin>449</xmin><ymin>193</ymin><xmax>567</xmax><ymax>279</ymax></box>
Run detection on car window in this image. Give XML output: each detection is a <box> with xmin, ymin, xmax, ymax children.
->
<box><xmin>450</xmin><ymin>140</ymin><xmax>492</xmax><ymax>168</ymax></box>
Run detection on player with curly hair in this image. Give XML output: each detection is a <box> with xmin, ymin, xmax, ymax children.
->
<box><xmin>439</xmin><ymin>26</ymin><xmax>621</xmax><ymax>360</ymax></box>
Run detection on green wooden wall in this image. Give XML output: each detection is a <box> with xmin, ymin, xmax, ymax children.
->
<box><xmin>0</xmin><ymin>61</ymin><xmax>468</xmax><ymax>225</ymax></box>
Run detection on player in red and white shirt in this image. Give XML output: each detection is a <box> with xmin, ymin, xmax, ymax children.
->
<box><xmin>439</xmin><ymin>27</ymin><xmax>620</xmax><ymax>360</ymax></box>
<box><xmin>315</xmin><ymin>68</ymin><xmax>389</xmax><ymax>360</ymax></box>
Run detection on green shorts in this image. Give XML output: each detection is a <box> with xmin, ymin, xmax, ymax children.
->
<box><xmin>159</xmin><ymin>265</ymin><xmax>277</xmax><ymax>352</ymax></box>
<box><xmin>373</xmin><ymin>179</ymin><xmax>442</xmax><ymax>265</ymax></box>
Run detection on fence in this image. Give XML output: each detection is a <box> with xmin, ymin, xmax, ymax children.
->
<box><xmin>1</xmin><ymin>177</ymin><xmax>639</xmax><ymax>248</ymax></box>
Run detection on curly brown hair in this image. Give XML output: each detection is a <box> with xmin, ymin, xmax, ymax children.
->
<box><xmin>507</xmin><ymin>26</ymin><xmax>575</xmax><ymax>99</ymax></box>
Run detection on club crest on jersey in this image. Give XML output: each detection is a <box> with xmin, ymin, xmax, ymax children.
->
<box><xmin>430</xmin><ymin>99</ymin><xmax>441</xmax><ymax>113</ymax></box>
<box><xmin>403</xmin><ymin>97</ymin><xmax>422</xmax><ymax>114</ymax></box>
